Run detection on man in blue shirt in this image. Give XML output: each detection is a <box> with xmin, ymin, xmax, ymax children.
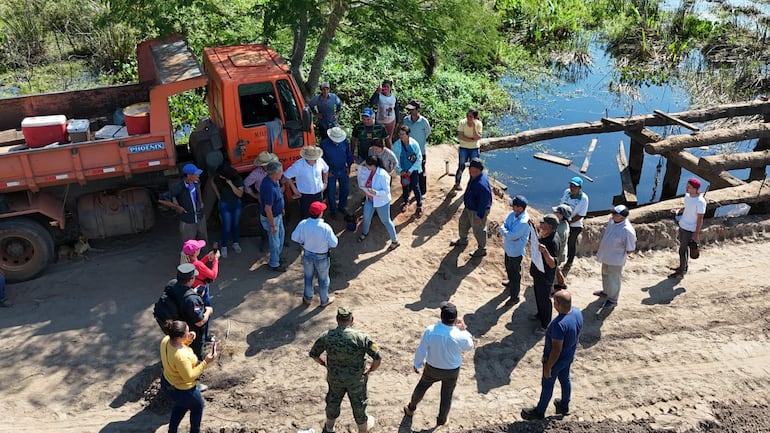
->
<box><xmin>308</xmin><ymin>82</ymin><xmax>342</xmax><ymax>140</ymax></box>
<box><xmin>521</xmin><ymin>290</ymin><xmax>583</xmax><ymax>420</ymax></box>
<box><xmin>320</xmin><ymin>127</ymin><xmax>353</xmax><ymax>218</ymax></box>
<box><xmin>404</xmin><ymin>301</ymin><xmax>474</xmax><ymax>428</ymax></box>
<box><xmin>259</xmin><ymin>161</ymin><xmax>286</xmax><ymax>272</ymax></box>
<box><xmin>158</xmin><ymin>163</ymin><xmax>208</xmax><ymax>243</ymax></box>
<box><xmin>450</xmin><ymin>158</ymin><xmax>492</xmax><ymax>258</ymax></box>
<box><xmin>499</xmin><ymin>195</ymin><xmax>530</xmax><ymax>305</ymax></box>
<box><xmin>291</xmin><ymin>201</ymin><xmax>339</xmax><ymax>308</ymax></box>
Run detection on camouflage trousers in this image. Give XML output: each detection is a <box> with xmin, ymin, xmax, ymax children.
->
<box><xmin>325</xmin><ymin>375</ymin><xmax>369</xmax><ymax>425</ymax></box>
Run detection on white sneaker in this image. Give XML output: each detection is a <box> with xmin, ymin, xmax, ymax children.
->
<box><xmin>220</xmin><ymin>246</ymin><xmax>228</xmax><ymax>258</ymax></box>
<box><xmin>232</xmin><ymin>242</ymin><xmax>242</xmax><ymax>253</ymax></box>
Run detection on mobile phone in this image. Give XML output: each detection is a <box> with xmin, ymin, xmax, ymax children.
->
<box><xmin>210</xmin><ymin>337</ymin><xmax>217</xmax><ymax>355</ymax></box>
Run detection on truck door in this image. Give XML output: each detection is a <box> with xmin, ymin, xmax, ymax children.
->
<box><xmin>274</xmin><ymin>79</ymin><xmax>308</xmax><ymax>151</ymax></box>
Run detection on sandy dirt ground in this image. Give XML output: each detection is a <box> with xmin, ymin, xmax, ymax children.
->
<box><xmin>1</xmin><ymin>144</ymin><xmax>769</xmax><ymax>433</ymax></box>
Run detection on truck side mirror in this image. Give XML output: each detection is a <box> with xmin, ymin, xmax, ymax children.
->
<box><xmin>302</xmin><ymin>106</ymin><xmax>313</xmax><ymax>132</ymax></box>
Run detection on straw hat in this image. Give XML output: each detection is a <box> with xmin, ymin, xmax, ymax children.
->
<box><xmin>327</xmin><ymin>127</ymin><xmax>347</xmax><ymax>143</ymax></box>
<box><xmin>253</xmin><ymin>151</ymin><xmax>279</xmax><ymax>166</ymax></box>
<box><xmin>300</xmin><ymin>145</ymin><xmax>324</xmax><ymax>161</ymax></box>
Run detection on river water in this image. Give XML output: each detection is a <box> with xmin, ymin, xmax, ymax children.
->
<box><xmin>484</xmin><ymin>0</ymin><xmax>770</xmax><ymax>213</ymax></box>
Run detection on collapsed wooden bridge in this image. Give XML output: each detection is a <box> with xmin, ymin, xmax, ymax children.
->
<box><xmin>478</xmin><ymin>99</ymin><xmax>770</xmax><ymax>208</ymax></box>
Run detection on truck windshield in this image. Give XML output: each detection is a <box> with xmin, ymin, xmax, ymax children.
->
<box><xmin>276</xmin><ymin>79</ymin><xmax>304</xmax><ymax>148</ymax></box>
<box><xmin>239</xmin><ymin>82</ymin><xmax>280</xmax><ymax>127</ymax></box>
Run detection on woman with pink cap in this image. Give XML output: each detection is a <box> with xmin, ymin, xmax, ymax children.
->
<box><xmin>182</xmin><ymin>239</ymin><xmax>220</xmax><ymax>341</ymax></box>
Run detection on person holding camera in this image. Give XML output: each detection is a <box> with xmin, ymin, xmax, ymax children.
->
<box><xmin>392</xmin><ymin>125</ymin><xmax>424</xmax><ymax>217</ymax></box>
<box><xmin>181</xmin><ymin>239</ymin><xmax>220</xmax><ymax>343</ymax></box>
<box><xmin>168</xmin><ymin>263</ymin><xmax>213</xmax><ymax>361</ymax></box>
<box><xmin>369</xmin><ymin>79</ymin><xmax>400</xmax><ymax>144</ymax></box>
<box><xmin>160</xmin><ymin>319</ymin><xmax>218</xmax><ymax>433</ymax></box>
<box><xmin>404</xmin><ymin>301</ymin><xmax>474</xmax><ymax>429</ymax></box>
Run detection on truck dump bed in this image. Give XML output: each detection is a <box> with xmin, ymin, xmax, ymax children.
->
<box><xmin>0</xmin><ymin>36</ymin><xmax>207</xmax><ymax>193</ymax></box>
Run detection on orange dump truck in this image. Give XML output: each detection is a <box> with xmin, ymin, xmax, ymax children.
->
<box><xmin>0</xmin><ymin>35</ymin><xmax>314</xmax><ymax>281</ymax></box>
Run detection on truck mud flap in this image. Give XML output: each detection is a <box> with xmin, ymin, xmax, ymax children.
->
<box><xmin>77</xmin><ymin>187</ymin><xmax>155</xmax><ymax>239</ymax></box>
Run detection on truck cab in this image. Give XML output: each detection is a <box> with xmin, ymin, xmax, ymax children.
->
<box><xmin>198</xmin><ymin>44</ymin><xmax>314</xmax><ymax>174</ymax></box>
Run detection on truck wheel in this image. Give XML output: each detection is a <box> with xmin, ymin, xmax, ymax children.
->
<box><xmin>240</xmin><ymin>202</ymin><xmax>263</xmax><ymax>237</ymax></box>
<box><xmin>0</xmin><ymin>218</ymin><xmax>55</xmax><ymax>282</ymax></box>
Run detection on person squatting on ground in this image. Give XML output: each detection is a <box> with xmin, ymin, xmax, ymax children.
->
<box><xmin>520</xmin><ymin>290</ymin><xmax>583</xmax><ymax>420</ymax></box>
<box><xmin>404</xmin><ymin>301</ymin><xmax>474</xmax><ymax>428</ymax></box>
<box><xmin>308</xmin><ymin>81</ymin><xmax>343</xmax><ymax>139</ymax></box>
<box><xmin>552</xmin><ymin>204</ymin><xmax>573</xmax><ymax>290</ymax></box>
<box><xmin>559</xmin><ymin>177</ymin><xmax>589</xmax><ymax>275</ymax></box>
<box><xmin>594</xmin><ymin>205</ymin><xmax>637</xmax><ymax>308</ymax></box>
<box><xmin>182</xmin><ymin>239</ymin><xmax>220</xmax><ymax>343</ymax></box>
<box><xmin>393</xmin><ymin>124</ymin><xmax>424</xmax><ymax>217</ymax></box>
<box><xmin>212</xmin><ymin>164</ymin><xmax>244</xmax><ymax>257</ymax></box>
<box><xmin>357</xmin><ymin>155</ymin><xmax>400</xmax><ymax>251</ymax></box>
<box><xmin>285</xmin><ymin>145</ymin><xmax>329</xmax><ymax>219</ymax></box>
<box><xmin>499</xmin><ymin>195</ymin><xmax>530</xmax><ymax>305</ymax></box>
<box><xmin>159</xmin><ymin>319</ymin><xmax>218</xmax><ymax>433</ymax></box>
<box><xmin>352</xmin><ymin>108</ymin><xmax>389</xmax><ymax>162</ymax></box>
<box><xmin>159</xmin><ymin>163</ymin><xmax>208</xmax><ymax>243</ymax></box>
<box><xmin>402</xmin><ymin>99</ymin><xmax>432</xmax><ymax>196</ymax></box>
<box><xmin>320</xmin><ymin>126</ymin><xmax>353</xmax><ymax>218</ymax></box>
<box><xmin>169</xmin><ymin>263</ymin><xmax>213</xmax><ymax>361</ymax></box>
<box><xmin>670</xmin><ymin>177</ymin><xmax>706</xmax><ymax>279</ymax></box>
<box><xmin>450</xmin><ymin>158</ymin><xmax>492</xmax><ymax>258</ymax></box>
<box><xmin>291</xmin><ymin>201</ymin><xmax>338</xmax><ymax>308</ymax></box>
<box><xmin>370</xmin><ymin>79</ymin><xmax>400</xmax><ymax>145</ymax></box>
<box><xmin>260</xmin><ymin>161</ymin><xmax>287</xmax><ymax>272</ymax></box>
<box><xmin>454</xmin><ymin>109</ymin><xmax>483</xmax><ymax>191</ymax></box>
<box><xmin>310</xmin><ymin>306</ymin><xmax>381</xmax><ymax>433</ymax></box>
<box><xmin>530</xmin><ymin>214</ymin><xmax>560</xmax><ymax>335</ymax></box>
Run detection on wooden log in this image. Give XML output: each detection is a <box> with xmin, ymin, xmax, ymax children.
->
<box><xmin>481</xmin><ymin>99</ymin><xmax>770</xmax><ymax>152</ymax></box>
<box><xmin>698</xmin><ymin>150</ymin><xmax>770</xmax><ymax>171</ymax></box>
<box><xmin>645</xmin><ymin>123</ymin><xmax>770</xmax><ymax>154</ymax></box>
<box><xmin>580</xmin><ymin>138</ymin><xmax>597</xmax><ymax>173</ymax></box>
<box><xmin>602</xmin><ymin>179</ymin><xmax>770</xmax><ymax>224</ymax></box>
<box><xmin>661</xmin><ymin>157</ymin><xmax>682</xmax><ymax>200</ymax></box>
<box><xmin>751</xmin><ymin>109</ymin><xmax>770</xmax><ymax>180</ymax></box>
<box><xmin>629</xmin><ymin>139</ymin><xmax>644</xmax><ymax>186</ymax></box>
<box><xmin>617</xmin><ymin>141</ymin><xmax>638</xmax><ymax>205</ymax></box>
<box><xmin>653</xmin><ymin>109</ymin><xmax>701</xmax><ymax>131</ymax></box>
<box><xmin>663</xmin><ymin>151</ymin><xmax>744</xmax><ymax>189</ymax></box>
<box><xmin>0</xmin><ymin>128</ymin><xmax>25</xmax><ymax>147</ymax></box>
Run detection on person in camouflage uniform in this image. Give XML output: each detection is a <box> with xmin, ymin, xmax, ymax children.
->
<box><xmin>310</xmin><ymin>306</ymin><xmax>382</xmax><ymax>433</ymax></box>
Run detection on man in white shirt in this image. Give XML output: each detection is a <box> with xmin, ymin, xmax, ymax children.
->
<box><xmin>559</xmin><ymin>176</ymin><xmax>589</xmax><ymax>274</ymax></box>
<box><xmin>291</xmin><ymin>201</ymin><xmax>338</xmax><ymax>307</ymax></box>
<box><xmin>593</xmin><ymin>205</ymin><xmax>636</xmax><ymax>308</ymax></box>
<box><xmin>670</xmin><ymin>177</ymin><xmax>706</xmax><ymax>279</ymax></box>
<box><xmin>404</xmin><ymin>302</ymin><xmax>474</xmax><ymax>428</ymax></box>
<box><xmin>284</xmin><ymin>145</ymin><xmax>329</xmax><ymax>218</ymax></box>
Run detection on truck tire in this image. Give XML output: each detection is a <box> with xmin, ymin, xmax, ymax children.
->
<box><xmin>0</xmin><ymin>218</ymin><xmax>55</xmax><ymax>282</ymax></box>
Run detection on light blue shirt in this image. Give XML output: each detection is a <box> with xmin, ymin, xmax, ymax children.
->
<box><xmin>402</xmin><ymin>115</ymin><xmax>431</xmax><ymax>155</ymax></box>
<box><xmin>596</xmin><ymin>217</ymin><xmax>636</xmax><ymax>266</ymax></box>
<box><xmin>413</xmin><ymin>322</ymin><xmax>474</xmax><ymax>370</ymax></box>
<box><xmin>291</xmin><ymin>217</ymin><xmax>338</xmax><ymax>254</ymax></box>
<box><xmin>393</xmin><ymin>137</ymin><xmax>423</xmax><ymax>174</ymax></box>
<box><xmin>499</xmin><ymin>209</ymin><xmax>530</xmax><ymax>258</ymax></box>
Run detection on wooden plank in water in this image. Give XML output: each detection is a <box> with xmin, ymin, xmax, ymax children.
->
<box><xmin>580</xmin><ymin>138</ymin><xmax>597</xmax><ymax>173</ymax></box>
<box><xmin>653</xmin><ymin>109</ymin><xmax>701</xmax><ymax>132</ymax></box>
<box><xmin>533</xmin><ymin>152</ymin><xmax>572</xmax><ymax>167</ymax></box>
<box><xmin>617</xmin><ymin>141</ymin><xmax>638</xmax><ymax>205</ymax></box>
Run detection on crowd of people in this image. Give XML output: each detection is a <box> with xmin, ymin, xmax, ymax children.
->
<box><xmin>147</xmin><ymin>79</ymin><xmax>708</xmax><ymax>432</ymax></box>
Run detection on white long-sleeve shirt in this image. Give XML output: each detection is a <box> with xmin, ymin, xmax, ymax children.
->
<box><xmin>413</xmin><ymin>322</ymin><xmax>474</xmax><ymax>370</ymax></box>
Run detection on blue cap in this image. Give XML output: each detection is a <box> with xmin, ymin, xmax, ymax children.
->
<box><xmin>509</xmin><ymin>195</ymin><xmax>528</xmax><ymax>208</ymax></box>
<box><xmin>569</xmin><ymin>176</ymin><xmax>583</xmax><ymax>187</ymax></box>
<box><xmin>182</xmin><ymin>163</ymin><xmax>203</xmax><ymax>176</ymax></box>
<box><xmin>361</xmin><ymin>108</ymin><xmax>374</xmax><ymax>117</ymax></box>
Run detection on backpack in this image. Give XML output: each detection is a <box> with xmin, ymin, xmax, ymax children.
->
<box><xmin>153</xmin><ymin>280</ymin><xmax>199</xmax><ymax>334</ymax></box>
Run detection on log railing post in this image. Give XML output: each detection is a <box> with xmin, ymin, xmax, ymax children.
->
<box><xmin>750</xmin><ymin>111</ymin><xmax>770</xmax><ymax>180</ymax></box>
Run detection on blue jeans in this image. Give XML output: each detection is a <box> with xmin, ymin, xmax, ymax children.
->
<box><xmin>362</xmin><ymin>198</ymin><xmax>398</xmax><ymax>243</ymax></box>
<box><xmin>260</xmin><ymin>214</ymin><xmax>284</xmax><ymax>267</ymax></box>
<box><xmin>219</xmin><ymin>199</ymin><xmax>242</xmax><ymax>247</ymax></box>
<box><xmin>455</xmin><ymin>147</ymin><xmax>480</xmax><ymax>183</ymax></box>
<box><xmin>161</xmin><ymin>375</ymin><xmax>205</xmax><ymax>433</ymax></box>
<box><xmin>535</xmin><ymin>359</ymin><xmax>573</xmax><ymax>415</ymax></box>
<box><xmin>0</xmin><ymin>274</ymin><xmax>6</xmax><ymax>301</ymax></box>
<box><xmin>401</xmin><ymin>170</ymin><xmax>422</xmax><ymax>207</ymax></box>
<box><xmin>303</xmin><ymin>251</ymin><xmax>331</xmax><ymax>304</ymax></box>
<box><xmin>326</xmin><ymin>171</ymin><xmax>349</xmax><ymax>213</ymax></box>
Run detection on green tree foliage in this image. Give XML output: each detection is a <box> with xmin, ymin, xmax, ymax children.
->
<box><xmin>258</xmin><ymin>0</ymin><xmax>504</xmax><ymax>97</ymax></box>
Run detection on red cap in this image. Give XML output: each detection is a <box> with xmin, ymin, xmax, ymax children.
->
<box><xmin>309</xmin><ymin>201</ymin><xmax>327</xmax><ymax>217</ymax></box>
<box><xmin>687</xmin><ymin>177</ymin><xmax>701</xmax><ymax>190</ymax></box>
